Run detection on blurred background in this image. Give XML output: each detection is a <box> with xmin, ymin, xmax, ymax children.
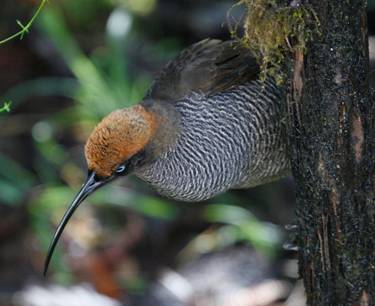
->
<box><xmin>0</xmin><ymin>1</ymin><xmax>374</xmax><ymax>305</ymax></box>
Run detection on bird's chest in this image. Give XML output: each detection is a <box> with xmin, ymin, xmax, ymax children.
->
<box><xmin>136</xmin><ymin>91</ymin><xmax>257</xmax><ymax>201</ymax></box>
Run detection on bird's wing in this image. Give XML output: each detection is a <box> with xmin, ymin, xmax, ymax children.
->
<box><xmin>146</xmin><ymin>39</ymin><xmax>260</xmax><ymax>101</ymax></box>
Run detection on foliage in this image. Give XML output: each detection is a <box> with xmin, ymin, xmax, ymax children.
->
<box><xmin>39</xmin><ymin>6</ymin><xmax>150</xmax><ymax>123</ymax></box>
<box><xmin>0</xmin><ymin>152</ymin><xmax>36</xmax><ymax>204</ymax></box>
<box><xmin>180</xmin><ymin>204</ymin><xmax>283</xmax><ymax>259</ymax></box>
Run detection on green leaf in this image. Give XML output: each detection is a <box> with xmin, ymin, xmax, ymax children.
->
<box><xmin>202</xmin><ymin>203</ymin><xmax>283</xmax><ymax>256</ymax></box>
<box><xmin>0</xmin><ymin>179</ymin><xmax>24</xmax><ymax>204</ymax></box>
<box><xmin>0</xmin><ymin>153</ymin><xmax>36</xmax><ymax>205</ymax></box>
<box><xmin>0</xmin><ymin>78</ymin><xmax>77</xmax><ymax>109</ymax></box>
<box><xmin>0</xmin><ymin>153</ymin><xmax>36</xmax><ymax>188</ymax></box>
<box><xmin>203</xmin><ymin>204</ymin><xmax>254</xmax><ymax>225</ymax></box>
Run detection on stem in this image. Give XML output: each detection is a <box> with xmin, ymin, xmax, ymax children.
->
<box><xmin>0</xmin><ymin>101</ymin><xmax>12</xmax><ymax>113</ymax></box>
<box><xmin>0</xmin><ymin>0</ymin><xmax>48</xmax><ymax>45</ymax></box>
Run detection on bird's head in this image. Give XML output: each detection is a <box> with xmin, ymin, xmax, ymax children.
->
<box><xmin>44</xmin><ymin>104</ymin><xmax>159</xmax><ymax>274</ymax></box>
<box><xmin>85</xmin><ymin>105</ymin><xmax>158</xmax><ymax>177</ymax></box>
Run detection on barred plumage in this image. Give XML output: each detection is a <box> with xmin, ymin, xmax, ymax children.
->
<box><xmin>136</xmin><ymin>79</ymin><xmax>289</xmax><ymax>201</ymax></box>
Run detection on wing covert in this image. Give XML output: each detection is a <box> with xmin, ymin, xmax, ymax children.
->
<box><xmin>146</xmin><ymin>39</ymin><xmax>260</xmax><ymax>101</ymax></box>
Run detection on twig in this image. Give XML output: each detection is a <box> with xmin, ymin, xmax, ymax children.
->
<box><xmin>0</xmin><ymin>0</ymin><xmax>48</xmax><ymax>45</ymax></box>
<box><xmin>0</xmin><ymin>101</ymin><xmax>12</xmax><ymax>113</ymax></box>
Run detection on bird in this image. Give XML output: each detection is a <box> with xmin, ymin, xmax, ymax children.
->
<box><xmin>44</xmin><ymin>39</ymin><xmax>290</xmax><ymax>275</ymax></box>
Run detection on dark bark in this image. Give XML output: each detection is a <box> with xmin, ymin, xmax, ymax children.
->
<box><xmin>287</xmin><ymin>1</ymin><xmax>375</xmax><ymax>305</ymax></box>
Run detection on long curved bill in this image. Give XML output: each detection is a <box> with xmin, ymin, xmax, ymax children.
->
<box><xmin>43</xmin><ymin>171</ymin><xmax>113</xmax><ymax>276</ymax></box>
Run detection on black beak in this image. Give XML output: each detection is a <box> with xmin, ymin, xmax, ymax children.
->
<box><xmin>43</xmin><ymin>171</ymin><xmax>113</xmax><ymax>276</ymax></box>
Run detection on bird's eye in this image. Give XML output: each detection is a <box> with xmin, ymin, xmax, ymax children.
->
<box><xmin>115</xmin><ymin>165</ymin><xmax>126</xmax><ymax>174</ymax></box>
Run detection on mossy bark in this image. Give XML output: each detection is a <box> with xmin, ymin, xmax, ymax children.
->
<box><xmin>286</xmin><ymin>1</ymin><xmax>375</xmax><ymax>305</ymax></box>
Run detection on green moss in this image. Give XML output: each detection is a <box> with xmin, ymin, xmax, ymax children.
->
<box><xmin>233</xmin><ymin>0</ymin><xmax>319</xmax><ymax>84</ymax></box>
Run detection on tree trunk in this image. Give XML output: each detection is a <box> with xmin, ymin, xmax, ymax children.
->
<box><xmin>287</xmin><ymin>1</ymin><xmax>375</xmax><ymax>305</ymax></box>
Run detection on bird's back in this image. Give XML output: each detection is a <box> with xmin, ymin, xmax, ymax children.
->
<box><xmin>146</xmin><ymin>39</ymin><xmax>260</xmax><ymax>101</ymax></box>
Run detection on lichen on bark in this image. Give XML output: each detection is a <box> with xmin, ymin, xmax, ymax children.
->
<box><xmin>234</xmin><ymin>0</ymin><xmax>318</xmax><ymax>83</ymax></box>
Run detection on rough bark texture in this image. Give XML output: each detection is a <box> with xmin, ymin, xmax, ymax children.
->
<box><xmin>287</xmin><ymin>1</ymin><xmax>375</xmax><ymax>305</ymax></box>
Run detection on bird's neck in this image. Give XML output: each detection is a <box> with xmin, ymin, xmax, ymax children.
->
<box><xmin>141</xmin><ymin>99</ymin><xmax>181</xmax><ymax>162</ymax></box>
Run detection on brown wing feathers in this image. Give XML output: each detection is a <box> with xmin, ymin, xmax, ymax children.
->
<box><xmin>147</xmin><ymin>39</ymin><xmax>260</xmax><ymax>101</ymax></box>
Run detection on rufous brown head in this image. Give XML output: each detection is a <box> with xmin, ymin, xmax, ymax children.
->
<box><xmin>44</xmin><ymin>105</ymin><xmax>159</xmax><ymax>275</ymax></box>
<box><xmin>85</xmin><ymin>105</ymin><xmax>158</xmax><ymax>177</ymax></box>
